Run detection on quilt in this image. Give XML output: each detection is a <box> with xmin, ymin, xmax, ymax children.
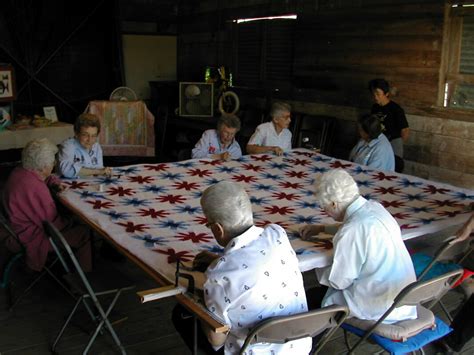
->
<box><xmin>59</xmin><ymin>149</ymin><xmax>474</xmax><ymax>287</ymax></box>
<box><xmin>86</xmin><ymin>100</ymin><xmax>155</xmax><ymax>157</ymax></box>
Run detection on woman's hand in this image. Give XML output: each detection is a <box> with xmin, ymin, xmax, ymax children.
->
<box><xmin>272</xmin><ymin>146</ymin><xmax>284</xmax><ymax>156</ymax></box>
<box><xmin>299</xmin><ymin>224</ymin><xmax>325</xmax><ymax>241</ymax></box>
<box><xmin>450</xmin><ymin>213</ymin><xmax>474</xmax><ymax>244</ymax></box>
<box><xmin>103</xmin><ymin>167</ymin><xmax>113</xmax><ymax>177</ymax></box>
<box><xmin>193</xmin><ymin>251</ymin><xmax>220</xmax><ymax>271</ymax></box>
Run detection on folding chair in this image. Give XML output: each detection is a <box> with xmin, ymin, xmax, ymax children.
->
<box><xmin>0</xmin><ymin>208</ymin><xmax>24</xmax><ymax>308</ymax></box>
<box><xmin>411</xmin><ymin>236</ymin><xmax>474</xmax><ymax>322</ymax></box>
<box><xmin>342</xmin><ymin>269</ymin><xmax>464</xmax><ymax>355</ymax></box>
<box><xmin>295</xmin><ymin>115</ymin><xmax>336</xmax><ymax>155</ymax></box>
<box><xmin>0</xmin><ymin>204</ymin><xmax>73</xmax><ymax>310</ymax></box>
<box><xmin>43</xmin><ymin>221</ymin><xmax>135</xmax><ymax>355</ymax></box>
<box><xmin>239</xmin><ymin>304</ymin><xmax>349</xmax><ymax>355</ymax></box>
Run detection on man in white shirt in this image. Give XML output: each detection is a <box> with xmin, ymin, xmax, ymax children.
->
<box><xmin>300</xmin><ymin>169</ymin><xmax>417</xmax><ymax>323</ymax></box>
<box><xmin>246</xmin><ymin>102</ymin><xmax>292</xmax><ymax>156</ymax></box>
<box><xmin>172</xmin><ymin>181</ymin><xmax>311</xmax><ymax>355</ymax></box>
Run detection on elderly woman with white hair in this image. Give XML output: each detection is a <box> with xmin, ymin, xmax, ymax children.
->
<box><xmin>301</xmin><ymin>169</ymin><xmax>417</xmax><ymax>323</ymax></box>
<box><xmin>172</xmin><ymin>181</ymin><xmax>311</xmax><ymax>355</ymax></box>
<box><xmin>3</xmin><ymin>138</ymin><xmax>92</xmax><ymax>272</ymax></box>
<box><xmin>246</xmin><ymin>102</ymin><xmax>292</xmax><ymax>156</ymax></box>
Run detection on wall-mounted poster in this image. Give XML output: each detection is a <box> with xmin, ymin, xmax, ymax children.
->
<box><xmin>0</xmin><ymin>64</ymin><xmax>16</xmax><ymax>102</ymax></box>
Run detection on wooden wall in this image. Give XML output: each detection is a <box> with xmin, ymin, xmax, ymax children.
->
<box><xmin>177</xmin><ymin>0</ymin><xmax>474</xmax><ymax>189</ymax></box>
<box><xmin>293</xmin><ymin>1</ymin><xmax>444</xmax><ymax>111</ymax></box>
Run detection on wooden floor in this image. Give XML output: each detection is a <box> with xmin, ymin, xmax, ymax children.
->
<box><xmin>0</xmin><ymin>250</ymin><xmax>473</xmax><ymax>355</ymax></box>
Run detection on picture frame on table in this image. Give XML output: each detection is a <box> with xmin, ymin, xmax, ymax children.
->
<box><xmin>0</xmin><ymin>102</ymin><xmax>13</xmax><ymax>131</ymax></box>
<box><xmin>0</xmin><ymin>64</ymin><xmax>16</xmax><ymax>102</ymax></box>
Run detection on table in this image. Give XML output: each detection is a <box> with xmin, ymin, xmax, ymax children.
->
<box><xmin>59</xmin><ymin>149</ymin><xmax>474</xmax><ymax>291</ymax></box>
<box><xmin>0</xmin><ymin>122</ymin><xmax>74</xmax><ymax>150</ymax></box>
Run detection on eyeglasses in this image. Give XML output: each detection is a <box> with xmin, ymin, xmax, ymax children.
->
<box><xmin>79</xmin><ymin>132</ymin><xmax>98</xmax><ymax>139</ymax></box>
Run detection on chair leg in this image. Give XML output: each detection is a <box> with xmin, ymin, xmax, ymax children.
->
<box><xmin>44</xmin><ymin>265</ymin><xmax>77</xmax><ymax>300</ymax></box>
<box><xmin>343</xmin><ymin>329</ymin><xmax>352</xmax><ymax>352</ymax></box>
<box><xmin>83</xmin><ymin>290</ymin><xmax>126</xmax><ymax>354</ymax></box>
<box><xmin>192</xmin><ymin>314</ymin><xmax>198</xmax><ymax>355</ymax></box>
<box><xmin>9</xmin><ymin>259</ymin><xmax>75</xmax><ymax>311</ymax></box>
<box><xmin>4</xmin><ymin>282</ymin><xmax>12</xmax><ymax>309</ymax></box>
<box><xmin>9</xmin><ymin>269</ymin><xmax>48</xmax><ymax>311</ymax></box>
<box><xmin>438</xmin><ymin>300</ymin><xmax>454</xmax><ymax>323</ymax></box>
<box><xmin>52</xmin><ymin>296</ymin><xmax>84</xmax><ymax>352</ymax></box>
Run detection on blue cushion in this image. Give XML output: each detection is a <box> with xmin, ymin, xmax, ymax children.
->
<box><xmin>342</xmin><ymin>317</ymin><xmax>452</xmax><ymax>355</ymax></box>
<box><xmin>411</xmin><ymin>253</ymin><xmax>462</xmax><ymax>281</ymax></box>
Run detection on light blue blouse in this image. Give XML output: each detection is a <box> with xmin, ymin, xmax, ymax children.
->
<box><xmin>349</xmin><ymin>133</ymin><xmax>395</xmax><ymax>171</ymax></box>
<box><xmin>57</xmin><ymin>137</ymin><xmax>104</xmax><ymax>178</ymax></box>
<box><xmin>191</xmin><ymin>129</ymin><xmax>242</xmax><ymax>159</ymax></box>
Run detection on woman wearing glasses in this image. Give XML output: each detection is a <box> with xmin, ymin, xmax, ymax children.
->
<box><xmin>57</xmin><ymin>113</ymin><xmax>112</xmax><ymax>178</ymax></box>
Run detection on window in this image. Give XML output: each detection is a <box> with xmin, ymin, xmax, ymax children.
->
<box><xmin>233</xmin><ymin>16</ymin><xmax>296</xmax><ymax>90</ymax></box>
<box><xmin>443</xmin><ymin>2</ymin><xmax>474</xmax><ymax>109</ymax></box>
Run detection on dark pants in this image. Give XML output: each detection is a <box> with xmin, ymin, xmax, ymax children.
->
<box><xmin>306</xmin><ymin>285</ymin><xmax>329</xmax><ymax>311</ymax></box>
<box><xmin>305</xmin><ymin>286</ymin><xmax>330</xmax><ymax>351</ymax></box>
<box><xmin>172</xmin><ymin>304</ymin><xmax>224</xmax><ymax>355</ymax></box>
<box><xmin>394</xmin><ymin>155</ymin><xmax>405</xmax><ymax>173</ymax></box>
<box><xmin>445</xmin><ymin>295</ymin><xmax>474</xmax><ymax>351</ymax></box>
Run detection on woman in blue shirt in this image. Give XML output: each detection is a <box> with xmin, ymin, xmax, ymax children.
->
<box><xmin>58</xmin><ymin>113</ymin><xmax>112</xmax><ymax>178</ymax></box>
<box><xmin>349</xmin><ymin>113</ymin><xmax>395</xmax><ymax>171</ymax></box>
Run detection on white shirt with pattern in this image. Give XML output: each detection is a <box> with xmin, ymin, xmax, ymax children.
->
<box><xmin>248</xmin><ymin>122</ymin><xmax>292</xmax><ymax>151</ymax></box>
<box><xmin>204</xmin><ymin>224</ymin><xmax>312</xmax><ymax>355</ymax></box>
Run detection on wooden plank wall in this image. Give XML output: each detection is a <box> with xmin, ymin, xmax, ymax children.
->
<box><xmin>293</xmin><ymin>0</ymin><xmax>445</xmax><ymax>112</ymax></box>
<box><xmin>178</xmin><ymin>0</ymin><xmax>444</xmax><ymax>111</ymax></box>
<box><xmin>177</xmin><ymin>0</ymin><xmax>474</xmax><ymax>189</ymax></box>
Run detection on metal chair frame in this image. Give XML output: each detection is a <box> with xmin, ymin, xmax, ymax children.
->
<box><xmin>44</xmin><ymin>221</ymin><xmax>135</xmax><ymax>355</ymax></box>
<box><xmin>416</xmin><ymin>236</ymin><xmax>473</xmax><ymax>322</ymax></box>
<box><xmin>344</xmin><ymin>269</ymin><xmax>464</xmax><ymax>354</ymax></box>
<box><xmin>0</xmin><ymin>206</ymin><xmax>74</xmax><ymax>310</ymax></box>
<box><xmin>239</xmin><ymin>304</ymin><xmax>349</xmax><ymax>355</ymax></box>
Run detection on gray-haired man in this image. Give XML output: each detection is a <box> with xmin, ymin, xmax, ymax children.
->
<box><xmin>172</xmin><ymin>181</ymin><xmax>311</xmax><ymax>354</ymax></box>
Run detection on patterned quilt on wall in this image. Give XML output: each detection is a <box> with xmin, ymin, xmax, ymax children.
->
<box><xmin>87</xmin><ymin>100</ymin><xmax>155</xmax><ymax>157</ymax></box>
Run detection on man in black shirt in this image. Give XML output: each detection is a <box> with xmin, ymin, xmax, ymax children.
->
<box><xmin>369</xmin><ymin>78</ymin><xmax>410</xmax><ymax>173</ymax></box>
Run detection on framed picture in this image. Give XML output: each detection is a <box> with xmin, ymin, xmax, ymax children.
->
<box><xmin>179</xmin><ymin>82</ymin><xmax>214</xmax><ymax>117</ymax></box>
<box><xmin>0</xmin><ymin>64</ymin><xmax>16</xmax><ymax>102</ymax></box>
<box><xmin>0</xmin><ymin>103</ymin><xmax>13</xmax><ymax>131</ymax></box>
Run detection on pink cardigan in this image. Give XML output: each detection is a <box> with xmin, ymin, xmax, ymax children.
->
<box><xmin>4</xmin><ymin>167</ymin><xmax>68</xmax><ymax>271</ymax></box>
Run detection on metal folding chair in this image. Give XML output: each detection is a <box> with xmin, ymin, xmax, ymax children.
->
<box><xmin>43</xmin><ymin>221</ymin><xmax>135</xmax><ymax>355</ymax></box>
<box><xmin>412</xmin><ymin>236</ymin><xmax>474</xmax><ymax>322</ymax></box>
<box><xmin>239</xmin><ymin>304</ymin><xmax>349</xmax><ymax>355</ymax></box>
<box><xmin>0</xmin><ymin>209</ymin><xmax>24</xmax><ymax>308</ymax></box>
<box><xmin>0</xmin><ymin>205</ymin><xmax>73</xmax><ymax>310</ymax></box>
<box><xmin>343</xmin><ymin>269</ymin><xmax>464</xmax><ymax>354</ymax></box>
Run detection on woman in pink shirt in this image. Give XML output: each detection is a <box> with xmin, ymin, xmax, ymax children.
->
<box><xmin>3</xmin><ymin>138</ymin><xmax>92</xmax><ymax>272</ymax></box>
